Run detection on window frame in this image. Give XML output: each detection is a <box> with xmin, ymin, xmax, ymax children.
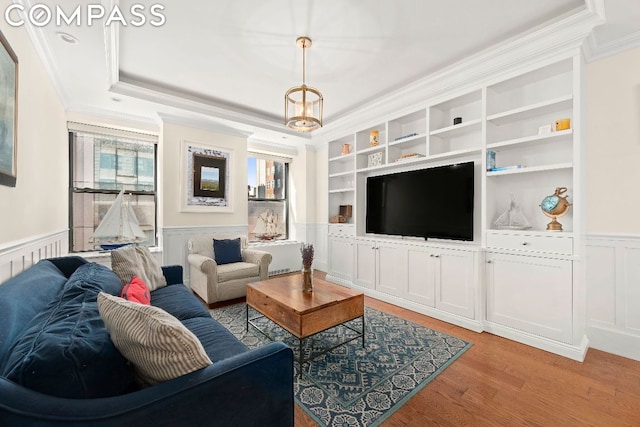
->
<box><xmin>247</xmin><ymin>156</ymin><xmax>290</xmax><ymax>243</ymax></box>
<box><xmin>68</xmin><ymin>128</ymin><xmax>159</xmax><ymax>253</ymax></box>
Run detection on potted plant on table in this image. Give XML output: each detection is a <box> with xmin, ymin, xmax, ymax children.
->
<box><xmin>300</xmin><ymin>243</ymin><xmax>314</xmax><ymax>292</ymax></box>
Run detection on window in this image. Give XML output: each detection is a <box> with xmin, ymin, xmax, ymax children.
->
<box><xmin>247</xmin><ymin>156</ymin><xmax>288</xmax><ymax>242</ymax></box>
<box><xmin>69</xmin><ymin>125</ymin><xmax>158</xmax><ymax>252</ymax></box>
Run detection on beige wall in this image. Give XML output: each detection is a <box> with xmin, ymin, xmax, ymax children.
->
<box><xmin>0</xmin><ymin>24</ymin><xmax>67</xmax><ymax>245</ymax></box>
<box><xmin>161</xmin><ymin>121</ymin><xmax>248</xmax><ymax>227</ymax></box>
<box><xmin>289</xmin><ymin>147</ymin><xmax>318</xmax><ymax>230</ymax></box>
<box><xmin>586</xmin><ymin>46</ymin><xmax>640</xmax><ymax>234</ymax></box>
<box><xmin>314</xmin><ymin>144</ymin><xmax>328</xmax><ymax>224</ymax></box>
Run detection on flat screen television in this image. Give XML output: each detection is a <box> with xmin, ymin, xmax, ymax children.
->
<box><xmin>366</xmin><ymin>162</ymin><xmax>474</xmax><ymax>241</ymax></box>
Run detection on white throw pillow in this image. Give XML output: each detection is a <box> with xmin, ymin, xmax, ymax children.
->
<box><xmin>111</xmin><ymin>245</ymin><xmax>167</xmax><ymax>291</ymax></box>
<box><xmin>97</xmin><ymin>292</ymin><xmax>212</xmax><ymax>387</ymax></box>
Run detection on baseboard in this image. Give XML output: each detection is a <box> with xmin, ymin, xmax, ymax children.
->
<box><xmin>587</xmin><ymin>324</ymin><xmax>640</xmax><ymax>361</ymax></box>
<box><xmin>484</xmin><ymin>321</ymin><xmax>589</xmax><ymax>362</ymax></box>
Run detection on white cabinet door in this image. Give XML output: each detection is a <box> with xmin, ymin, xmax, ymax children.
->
<box><xmin>406</xmin><ymin>246</ymin><xmax>435</xmax><ymax>307</ymax></box>
<box><xmin>434</xmin><ymin>249</ymin><xmax>475</xmax><ymax>319</ymax></box>
<box><xmin>376</xmin><ymin>243</ymin><xmax>405</xmax><ymax>297</ymax></box>
<box><xmin>486</xmin><ymin>252</ymin><xmax>572</xmax><ymax>343</ymax></box>
<box><xmin>355</xmin><ymin>240</ymin><xmax>376</xmax><ymax>290</ymax></box>
<box><xmin>328</xmin><ymin>236</ymin><xmax>354</xmax><ymax>281</ymax></box>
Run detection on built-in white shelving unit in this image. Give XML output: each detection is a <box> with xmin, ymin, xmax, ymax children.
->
<box><xmin>325</xmin><ymin>51</ymin><xmax>586</xmax><ymax>361</ymax></box>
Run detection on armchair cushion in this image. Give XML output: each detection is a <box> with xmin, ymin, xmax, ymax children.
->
<box><xmin>217</xmin><ymin>262</ymin><xmax>260</xmax><ymax>282</ymax></box>
<box><xmin>213</xmin><ymin>238</ymin><xmax>242</xmax><ymax>265</ymax></box>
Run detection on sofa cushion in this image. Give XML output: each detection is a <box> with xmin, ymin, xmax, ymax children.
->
<box><xmin>217</xmin><ymin>262</ymin><xmax>260</xmax><ymax>282</ymax></box>
<box><xmin>181</xmin><ymin>317</ymin><xmax>248</xmax><ymax>363</ymax></box>
<box><xmin>0</xmin><ymin>260</ymin><xmax>68</xmax><ymax>361</ymax></box>
<box><xmin>97</xmin><ymin>293</ymin><xmax>212</xmax><ymax>387</ymax></box>
<box><xmin>1</xmin><ymin>263</ymin><xmax>135</xmax><ymax>398</ymax></box>
<box><xmin>111</xmin><ymin>245</ymin><xmax>167</xmax><ymax>291</ymax></box>
<box><xmin>151</xmin><ymin>283</ymin><xmax>210</xmax><ymax>320</ymax></box>
<box><xmin>213</xmin><ymin>238</ymin><xmax>243</xmax><ymax>265</ymax></box>
<box><xmin>121</xmin><ymin>276</ymin><xmax>151</xmax><ymax>305</ymax></box>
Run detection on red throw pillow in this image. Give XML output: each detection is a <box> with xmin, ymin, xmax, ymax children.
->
<box><xmin>121</xmin><ymin>276</ymin><xmax>151</xmax><ymax>305</ymax></box>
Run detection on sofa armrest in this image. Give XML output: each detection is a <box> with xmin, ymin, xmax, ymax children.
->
<box><xmin>0</xmin><ymin>342</ymin><xmax>294</xmax><ymax>427</ymax></box>
<box><xmin>161</xmin><ymin>265</ymin><xmax>183</xmax><ymax>285</ymax></box>
<box><xmin>243</xmin><ymin>249</ymin><xmax>272</xmax><ymax>279</ymax></box>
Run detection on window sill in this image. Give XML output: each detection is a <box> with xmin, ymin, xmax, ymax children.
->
<box><xmin>73</xmin><ymin>246</ymin><xmax>163</xmax><ymax>259</ymax></box>
<box><xmin>249</xmin><ymin>240</ymin><xmax>299</xmax><ymax>248</ymax></box>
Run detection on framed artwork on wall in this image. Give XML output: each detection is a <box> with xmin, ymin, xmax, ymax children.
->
<box><xmin>180</xmin><ymin>140</ymin><xmax>234</xmax><ymax>212</ymax></box>
<box><xmin>0</xmin><ymin>30</ymin><xmax>18</xmax><ymax>187</ymax></box>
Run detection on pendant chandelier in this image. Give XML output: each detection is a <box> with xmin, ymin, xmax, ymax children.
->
<box><xmin>284</xmin><ymin>36</ymin><xmax>323</xmax><ymax>132</ymax></box>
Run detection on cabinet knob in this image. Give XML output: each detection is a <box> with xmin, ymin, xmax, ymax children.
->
<box><xmin>521</xmin><ymin>242</ymin><xmax>529</xmax><ymax>246</ymax></box>
<box><xmin>434</xmin><ymin>254</ymin><xmax>440</xmax><ymax>258</ymax></box>
<box><xmin>487</xmin><ymin>260</ymin><xmax>492</xmax><ymax>264</ymax></box>
<box><xmin>371</xmin><ymin>246</ymin><xmax>376</xmax><ymax>250</ymax></box>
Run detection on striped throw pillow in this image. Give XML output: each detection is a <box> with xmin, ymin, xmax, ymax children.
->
<box><xmin>97</xmin><ymin>293</ymin><xmax>212</xmax><ymax>387</ymax></box>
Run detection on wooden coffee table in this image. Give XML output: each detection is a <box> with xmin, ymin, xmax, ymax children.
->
<box><xmin>246</xmin><ymin>275</ymin><xmax>365</xmax><ymax>373</ymax></box>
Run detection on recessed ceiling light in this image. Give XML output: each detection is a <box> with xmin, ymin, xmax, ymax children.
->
<box><xmin>57</xmin><ymin>32</ymin><xmax>79</xmax><ymax>44</ymax></box>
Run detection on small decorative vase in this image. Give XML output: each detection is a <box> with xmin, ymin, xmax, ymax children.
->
<box><xmin>369</xmin><ymin>130</ymin><xmax>379</xmax><ymax>147</ymax></box>
<box><xmin>302</xmin><ymin>268</ymin><xmax>313</xmax><ymax>292</ymax></box>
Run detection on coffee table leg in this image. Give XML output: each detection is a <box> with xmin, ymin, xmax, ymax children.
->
<box><xmin>246</xmin><ymin>304</ymin><xmax>249</xmax><ymax>331</ymax></box>
<box><xmin>362</xmin><ymin>315</ymin><xmax>365</xmax><ymax>348</ymax></box>
<box><xmin>298</xmin><ymin>337</ymin><xmax>303</xmax><ymax>378</ymax></box>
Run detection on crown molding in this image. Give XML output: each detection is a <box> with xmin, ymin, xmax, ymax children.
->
<box><xmin>104</xmin><ymin>0</ymin><xmax>119</xmax><ymax>87</ymax></box>
<box><xmin>157</xmin><ymin>112</ymin><xmax>254</xmax><ymax>139</ymax></box>
<box><xmin>110</xmin><ymin>77</ymin><xmax>311</xmax><ymax>139</ymax></box>
<box><xmin>584</xmin><ymin>30</ymin><xmax>640</xmax><ymax>62</ymax></box>
<box><xmin>13</xmin><ymin>0</ymin><xmax>69</xmax><ymax>107</ymax></box>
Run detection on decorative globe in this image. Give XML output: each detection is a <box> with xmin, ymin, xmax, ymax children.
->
<box><xmin>540</xmin><ymin>187</ymin><xmax>571</xmax><ymax>231</ymax></box>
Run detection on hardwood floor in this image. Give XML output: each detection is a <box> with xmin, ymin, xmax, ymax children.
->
<box><xmin>293</xmin><ymin>274</ymin><xmax>640</xmax><ymax>426</ymax></box>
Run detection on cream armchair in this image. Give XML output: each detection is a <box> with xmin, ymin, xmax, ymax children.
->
<box><xmin>187</xmin><ymin>235</ymin><xmax>272</xmax><ymax>307</ymax></box>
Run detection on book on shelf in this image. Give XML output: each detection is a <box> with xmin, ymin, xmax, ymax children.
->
<box><xmin>488</xmin><ymin>165</ymin><xmax>524</xmax><ymax>172</ymax></box>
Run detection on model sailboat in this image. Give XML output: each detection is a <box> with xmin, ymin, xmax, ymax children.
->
<box><xmin>90</xmin><ymin>189</ymin><xmax>147</xmax><ymax>250</ymax></box>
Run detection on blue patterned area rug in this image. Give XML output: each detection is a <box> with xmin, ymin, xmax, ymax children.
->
<box><xmin>210</xmin><ymin>303</ymin><xmax>471</xmax><ymax>427</ymax></box>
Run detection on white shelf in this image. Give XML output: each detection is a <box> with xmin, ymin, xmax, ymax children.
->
<box><xmin>329</xmin><ymin>171</ymin><xmax>354</xmax><ymax>178</ymax></box>
<box><xmin>356</xmin><ymin>145</ymin><xmax>386</xmax><ymax>155</ymax></box>
<box><xmin>329</xmin><ymin>153</ymin><xmax>355</xmax><ymax>163</ymax></box>
<box><xmin>486</xmin><ymin>162</ymin><xmax>573</xmax><ymax>176</ymax></box>
<box><xmin>329</xmin><ymin>188</ymin><xmax>355</xmax><ymax>194</ymax></box>
<box><xmin>487</xmin><ymin>95</ymin><xmax>573</xmax><ymax>125</ymax></box>
<box><xmin>429</xmin><ymin>147</ymin><xmax>482</xmax><ymax>161</ymax></box>
<box><xmin>389</xmin><ymin>132</ymin><xmax>427</xmax><ymax>146</ymax></box>
<box><xmin>429</xmin><ymin>119</ymin><xmax>482</xmax><ymax>137</ymax></box>
<box><xmin>488</xmin><ymin>129</ymin><xmax>573</xmax><ymax>150</ymax></box>
<box><xmin>487</xmin><ymin>228</ymin><xmax>574</xmax><ymax>238</ymax></box>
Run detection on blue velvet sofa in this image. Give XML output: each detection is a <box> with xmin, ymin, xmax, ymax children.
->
<box><xmin>0</xmin><ymin>256</ymin><xmax>293</xmax><ymax>426</ymax></box>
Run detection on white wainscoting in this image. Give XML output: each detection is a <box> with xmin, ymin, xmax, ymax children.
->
<box><xmin>0</xmin><ymin>230</ymin><xmax>69</xmax><ymax>283</ymax></box>
<box><xmin>586</xmin><ymin>234</ymin><xmax>640</xmax><ymax>361</ymax></box>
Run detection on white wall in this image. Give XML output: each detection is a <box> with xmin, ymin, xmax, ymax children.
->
<box><xmin>586</xmin><ymin>46</ymin><xmax>640</xmax><ymax>234</ymax></box>
<box><xmin>0</xmin><ymin>23</ymin><xmax>67</xmax><ymax>246</ymax></box>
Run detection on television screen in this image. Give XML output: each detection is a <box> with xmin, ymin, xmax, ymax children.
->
<box><xmin>366</xmin><ymin>162</ymin><xmax>474</xmax><ymax>241</ymax></box>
